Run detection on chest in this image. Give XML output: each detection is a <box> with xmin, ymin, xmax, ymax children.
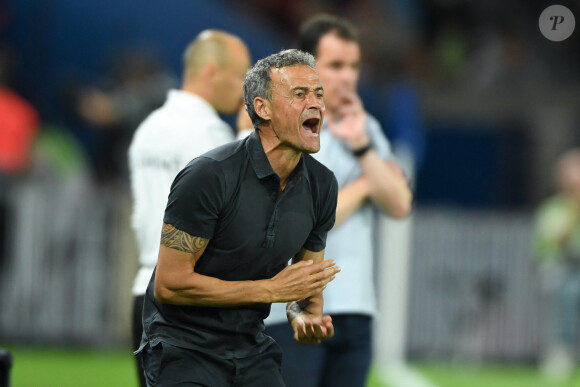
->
<box><xmin>197</xmin><ymin>169</ymin><xmax>317</xmax><ymax>279</ymax></box>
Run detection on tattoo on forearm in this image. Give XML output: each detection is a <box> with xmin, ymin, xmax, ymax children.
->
<box><xmin>161</xmin><ymin>223</ymin><xmax>208</xmax><ymax>253</ymax></box>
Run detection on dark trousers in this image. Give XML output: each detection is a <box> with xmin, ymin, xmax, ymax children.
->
<box><xmin>133</xmin><ymin>295</ymin><xmax>146</xmax><ymax>387</ymax></box>
<box><xmin>265</xmin><ymin>314</ymin><xmax>372</xmax><ymax>387</ymax></box>
<box><xmin>140</xmin><ymin>341</ymin><xmax>284</xmax><ymax>387</ymax></box>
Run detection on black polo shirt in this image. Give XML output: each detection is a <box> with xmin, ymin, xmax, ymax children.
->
<box><xmin>141</xmin><ymin>130</ymin><xmax>338</xmax><ymax>358</ymax></box>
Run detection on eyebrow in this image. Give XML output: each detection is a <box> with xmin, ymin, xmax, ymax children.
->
<box><xmin>292</xmin><ymin>86</ymin><xmax>324</xmax><ymax>92</ymax></box>
<box><xmin>329</xmin><ymin>59</ymin><xmax>361</xmax><ymax>67</ymax></box>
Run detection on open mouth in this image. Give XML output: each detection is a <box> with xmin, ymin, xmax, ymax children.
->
<box><xmin>302</xmin><ymin>117</ymin><xmax>320</xmax><ymax>135</ymax></box>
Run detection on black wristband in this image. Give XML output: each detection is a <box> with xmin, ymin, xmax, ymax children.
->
<box><xmin>352</xmin><ymin>142</ymin><xmax>373</xmax><ymax>157</ymax></box>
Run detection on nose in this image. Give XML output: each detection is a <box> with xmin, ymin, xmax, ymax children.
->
<box><xmin>306</xmin><ymin>92</ymin><xmax>324</xmax><ymax>111</ymax></box>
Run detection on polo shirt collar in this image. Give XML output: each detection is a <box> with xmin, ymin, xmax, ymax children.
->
<box><xmin>245</xmin><ymin>130</ymin><xmax>309</xmax><ymax>183</ymax></box>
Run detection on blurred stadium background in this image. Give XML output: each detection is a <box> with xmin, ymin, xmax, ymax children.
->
<box><xmin>1</xmin><ymin>0</ymin><xmax>580</xmax><ymax>386</ymax></box>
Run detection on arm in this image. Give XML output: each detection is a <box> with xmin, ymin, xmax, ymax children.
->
<box><xmin>357</xmin><ymin>154</ymin><xmax>412</xmax><ymax>219</ymax></box>
<box><xmin>334</xmin><ymin>160</ymin><xmax>411</xmax><ymax>227</ymax></box>
<box><xmin>327</xmin><ymin>92</ymin><xmax>412</xmax><ymax>221</ymax></box>
<box><xmin>285</xmin><ymin>248</ymin><xmax>336</xmax><ymax>344</ymax></box>
<box><xmin>154</xmin><ymin>223</ymin><xmax>340</xmax><ymax>306</ymax></box>
<box><xmin>334</xmin><ymin>176</ymin><xmax>370</xmax><ymax>227</ymax></box>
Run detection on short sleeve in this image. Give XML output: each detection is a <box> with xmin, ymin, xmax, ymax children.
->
<box><xmin>163</xmin><ymin>157</ymin><xmax>225</xmax><ymax>239</ymax></box>
<box><xmin>303</xmin><ymin>172</ymin><xmax>339</xmax><ymax>252</ymax></box>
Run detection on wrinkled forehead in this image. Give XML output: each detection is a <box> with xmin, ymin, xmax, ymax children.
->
<box><xmin>270</xmin><ymin>64</ymin><xmax>321</xmax><ymax>91</ymax></box>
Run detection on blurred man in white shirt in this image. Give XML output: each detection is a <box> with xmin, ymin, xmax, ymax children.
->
<box><xmin>127</xmin><ymin>29</ymin><xmax>251</xmax><ymax>387</ymax></box>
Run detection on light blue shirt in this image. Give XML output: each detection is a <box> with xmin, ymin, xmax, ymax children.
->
<box><xmin>265</xmin><ymin>113</ymin><xmax>392</xmax><ymax>325</ymax></box>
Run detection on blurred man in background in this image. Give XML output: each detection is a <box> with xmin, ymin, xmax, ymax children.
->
<box><xmin>137</xmin><ymin>49</ymin><xmax>340</xmax><ymax>387</ymax></box>
<box><xmin>265</xmin><ymin>14</ymin><xmax>413</xmax><ymax>387</ymax></box>
<box><xmin>534</xmin><ymin>148</ymin><xmax>580</xmax><ymax>381</ymax></box>
<box><xmin>128</xmin><ymin>29</ymin><xmax>251</xmax><ymax>387</ymax></box>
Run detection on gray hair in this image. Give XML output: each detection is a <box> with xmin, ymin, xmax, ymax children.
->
<box><xmin>243</xmin><ymin>49</ymin><xmax>316</xmax><ymax>129</ymax></box>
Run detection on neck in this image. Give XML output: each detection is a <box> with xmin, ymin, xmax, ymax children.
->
<box><xmin>258</xmin><ymin>128</ymin><xmax>301</xmax><ymax>188</ymax></box>
<box><xmin>182</xmin><ymin>81</ymin><xmax>214</xmax><ymax>108</ymax></box>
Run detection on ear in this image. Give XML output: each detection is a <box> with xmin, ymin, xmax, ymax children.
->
<box><xmin>200</xmin><ymin>62</ymin><xmax>218</xmax><ymax>82</ymax></box>
<box><xmin>254</xmin><ymin>97</ymin><xmax>272</xmax><ymax>121</ymax></box>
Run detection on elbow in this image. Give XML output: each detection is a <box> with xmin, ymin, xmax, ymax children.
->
<box><xmin>387</xmin><ymin>195</ymin><xmax>413</xmax><ymax>219</ymax></box>
<box><xmin>154</xmin><ymin>283</ymin><xmax>174</xmax><ymax>304</ymax></box>
<box><xmin>372</xmin><ymin>182</ymin><xmax>414</xmax><ymax>219</ymax></box>
<box><xmin>389</xmin><ymin>202</ymin><xmax>412</xmax><ymax>219</ymax></box>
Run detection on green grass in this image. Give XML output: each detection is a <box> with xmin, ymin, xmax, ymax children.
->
<box><xmin>5</xmin><ymin>346</ymin><xmax>139</xmax><ymax>387</ymax></box>
<box><xmin>413</xmin><ymin>363</ymin><xmax>580</xmax><ymax>387</ymax></box>
<box><xmin>4</xmin><ymin>346</ymin><xmax>580</xmax><ymax>387</ymax></box>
